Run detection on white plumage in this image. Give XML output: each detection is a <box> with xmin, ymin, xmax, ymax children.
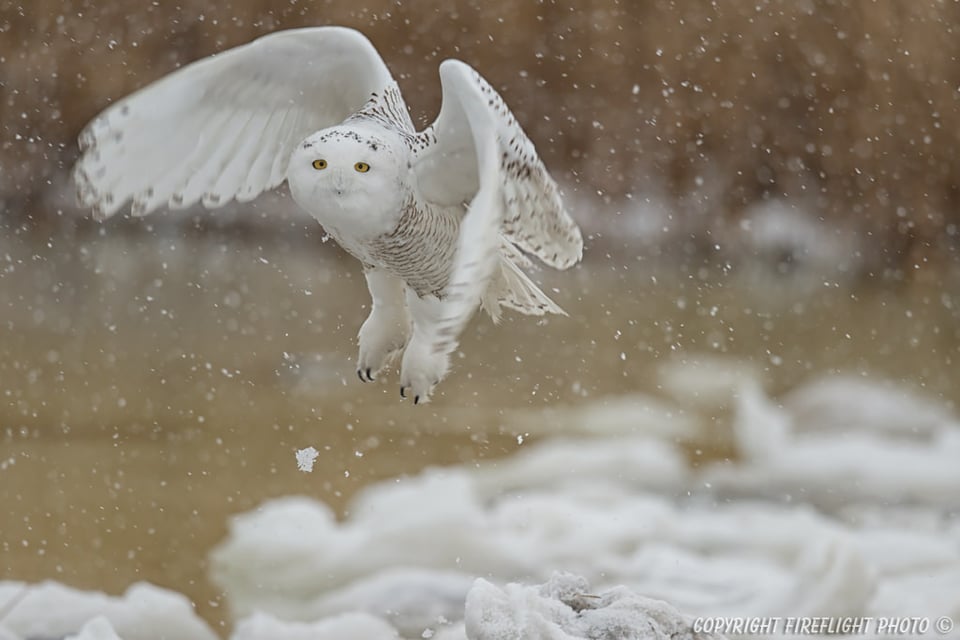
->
<box><xmin>73</xmin><ymin>26</ymin><xmax>583</xmax><ymax>403</ymax></box>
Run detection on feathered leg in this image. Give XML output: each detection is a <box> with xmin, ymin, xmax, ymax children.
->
<box><xmin>399</xmin><ymin>289</ymin><xmax>464</xmax><ymax>404</ymax></box>
<box><xmin>356</xmin><ymin>268</ymin><xmax>410</xmax><ymax>382</ymax></box>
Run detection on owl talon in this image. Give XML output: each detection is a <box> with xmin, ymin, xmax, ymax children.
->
<box><xmin>357</xmin><ymin>369</ymin><xmax>365</xmax><ymax>382</ymax></box>
<box><xmin>400</xmin><ymin>386</ymin><xmax>407</xmax><ymax>398</ymax></box>
<box><xmin>356</xmin><ymin>289</ymin><xmax>410</xmax><ymax>389</ymax></box>
<box><xmin>398</xmin><ymin>329</ymin><xmax>447</xmax><ymax>406</ymax></box>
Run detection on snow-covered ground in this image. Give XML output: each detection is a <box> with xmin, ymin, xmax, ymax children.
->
<box><xmin>2</xmin><ymin>370</ymin><xmax>959</xmax><ymax>639</ymax></box>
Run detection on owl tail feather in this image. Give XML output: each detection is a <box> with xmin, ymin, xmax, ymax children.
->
<box><xmin>481</xmin><ymin>253</ymin><xmax>567</xmax><ymax>323</ymax></box>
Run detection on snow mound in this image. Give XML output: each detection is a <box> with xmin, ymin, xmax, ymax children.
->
<box><xmin>473</xmin><ymin>436</ymin><xmax>687</xmax><ymax>495</ymax></box>
<box><xmin>232</xmin><ymin>611</ymin><xmax>400</xmax><ymax>640</ymax></box>
<box><xmin>705</xmin><ymin>380</ymin><xmax>960</xmax><ymax>507</ymax></box>
<box><xmin>210</xmin><ymin>463</ymin><xmax>931</xmax><ymax>630</ymax></box>
<box><xmin>66</xmin><ymin>617</ymin><xmax>125</xmax><ymax>640</ymax></box>
<box><xmin>211</xmin><ymin>436</ymin><xmax>687</xmax><ymax>627</ymax></box>
<box><xmin>465</xmin><ymin>573</ymin><xmax>725</xmax><ymax>640</ymax></box>
<box><xmin>782</xmin><ymin>375</ymin><xmax>957</xmax><ymax>439</ymax></box>
<box><xmin>0</xmin><ymin>581</ymin><xmax>216</xmax><ymax>640</ymax></box>
<box><xmin>5</xmin><ymin>371</ymin><xmax>960</xmax><ymax>639</ymax></box>
<box><xmin>208</xmin><ymin>479</ymin><xmax>529</xmax><ymax>631</ymax></box>
<box><xmin>209</xmin><ymin>372</ymin><xmax>960</xmax><ymax>635</ymax></box>
<box><xmin>504</xmin><ymin>393</ymin><xmax>701</xmax><ymax>440</ymax></box>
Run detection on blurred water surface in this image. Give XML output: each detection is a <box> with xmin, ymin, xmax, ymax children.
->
<box><xmin>1</xmin><ymin>215</ymin><xmax>958</xmax><ymax>629</ymax></box>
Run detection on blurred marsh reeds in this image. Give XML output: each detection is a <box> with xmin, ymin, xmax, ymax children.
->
<box><xmin>2</xmin><ymin>0</ymin><xmax>960</xmax><ymax>275</ymax></box>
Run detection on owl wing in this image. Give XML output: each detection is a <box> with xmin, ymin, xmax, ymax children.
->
<box><xmin>412</xmin><ymin>60</ymin><xmax>583</xmax><ymax>270</ymax></box>
<box><xmin>73</xmin><ymin>27</ymin><xmax>401</xmax><ymax>219</ymax></box>
<box><xmin>427</xmin><ymin>147</ymin><xmax>505</xmax><ymax>363</ymax></box>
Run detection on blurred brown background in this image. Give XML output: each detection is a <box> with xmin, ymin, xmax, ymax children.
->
<box><xmin>4</xmin><ymin>1</ymin><xmax>960</xmax><ymax>622</ymax></box>
<box><xmin>3</xmin><ymin>0</ymin><xmax>960</xmax><ymax>275</ymax></box>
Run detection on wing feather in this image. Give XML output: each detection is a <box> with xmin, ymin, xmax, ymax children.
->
<box><xmin>237</xmin><ymin>110</ymin><xmax>288</xmax><ymax>202</ymax></box>
<box><xmin>207</xmin><ymin>111</ymin><xmax>271</xmax><ymax>206</ymax></box>
<box><xmin>268</xmin><ymin>110</ymin><xmax>304</xmax><ymax>187</ymax></box>
<box><xmin>170</xmin><ymin>109</ymin><xmax>243</xmax><ymax>210</ymax></box>
<box><xmin>73</xmin><ymin>27</ymin><xmax>395</xmax><ymax>218</ymax></box>
<box><xmin>121</xmin><ymin>117</ymin><xmax>207</xmax><ymax>215</ymax></box>
<box><xmin>413</xmin><ymin>60</ymin><xmax>583</xmax><ymax>270</ymax></box>
<box><xmin>180</xmin><ymin>112</ymin><xmax>249</xmax><ymax>206</ymax></box>
<box><xmin>429</xmin><ymin>143</ymin><xmax>504</xmax><ymax>359</ymax></box>
<box><xmin>148</xmin><ymin>108</ymin><xmax>234</xmax><ymax>212</ymax></box>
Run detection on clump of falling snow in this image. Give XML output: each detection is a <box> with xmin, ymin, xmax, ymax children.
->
<box><xmin>295</xmin><ymin>447</ymin><xmax>319</xmax><ymax>473</ymax></box>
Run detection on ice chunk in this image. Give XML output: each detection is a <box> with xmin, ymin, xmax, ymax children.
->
<box><xmin>464</xmin><ymin>573</ymin><xmax>725</xmax><ymax>640</ymax></box>
<box><xmin>504</xmin><ymin>394</ymin><xmax>700</xmax><ymax>440</ymax></box>
<box><xmin>706</xmin><ymin>381</ymin><xmax>960</xmax><ymax>507</ymax></box>
<box><xmin>66</xmin><ymin>617</ymin><xmax>125</xmax><ymax>640</ymax></box>
<box><xmin>304</xmin><ymin>568</ymin><xmax>473</xmax><ymax>637</ymax></box>
<box><xmin>0</xmin><ymin>581</ymin><xmax>216</xmax><ymax>640</ymax></box>
<box><xmin>783</xmin><ymin>376</ymin><xmax>957</xmax><ymax>439</ymax></box>
<box><xmin>231</xmin><ymin>611</ymin><xmax>399</xmax><ymax>640</ymax></box>
<box><xmin>209</xmin><ymin>378</ymin><xmax>960</xmax><ymax>632</ymax></box>
<box><xmin>474</xmin><ymin>436</ymin><xmax>687</xmax><ymax>495</ymax></box>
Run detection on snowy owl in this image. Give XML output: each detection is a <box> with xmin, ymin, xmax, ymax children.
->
<box><xmin>73</xmin><ymin>27</ymin><xmax>582</xmax><ymax>403</ymax></box>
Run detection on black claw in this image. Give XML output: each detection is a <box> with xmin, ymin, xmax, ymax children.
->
<box><xmin>400</xmin><ymin>386</ymin><xmax>407</xmax><ymax>398</ymax></box>
<box><xmin>414</xmin><ymin>395</ymin><xmax>420</xmax><ymax>405</ymax></box>
<box><xmin>357</xmin><ymin>369</ymin><xmax>365</xmax><ymax>383</ymax></box>
<box><xmin>365</xmin><ymin>367</ymin><xmax>373</xmax><ymax>381</ymax></box>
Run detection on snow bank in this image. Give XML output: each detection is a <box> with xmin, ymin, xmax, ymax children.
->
<box><xmin>465</xmin><ymin>573</ymin><xmax>724</xmax><ymax>640</ymax></box>
<box><xmin>504</xmin><ymin>393</ymin><xmax>701</xmax><ymax>440</ymax></box>
<box><xmin>0</xmin><ymin>581</ymin><xmax>216</xmax><ymax>640</ymax></box>
<box><xmin>231</xmin><ymin>611</ymin><xmax>400</xmax><ymax>640</ymax></box>
<box><xmin>209</xmin><ymin>436</ymin><xmax>687</xmax><ymax>623</ymax></box>
<box><xmin>471</xmin><ymin>436</ymin><xmax>687</xmax><ymax>495</ymax></box>
<box><xmin>209</xmin><ymin>475</ymin><xmax>894</xmax><ymax>628</ymax></box>
<box><xmin>208</xmin><ymin>373</ymin><xmax>960</xmax><ymax>637</ymax></box>
<box><xmin>782</xmin><ymin>375</ymin><xmax>957</xmax><ymax>439</ymax></box>
<box><xmin>66</xmin><ymin>617</ymin><xmax>125</xmax><ymax>640</ymax></box>
<box><xmin>705</xmin><ymin>380</ymin><xmax>960</xmax><ymax>507</ymax></box>
<box><xmin>4</xmin><ymin>371</ymin><xmax>958</xmax><ymax>639</ymax></box>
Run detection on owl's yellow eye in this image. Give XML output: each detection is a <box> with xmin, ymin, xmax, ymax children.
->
<box><xmin>312</xmin><ymin>159</ymin><xmax>327</xmax><ymax>170</ymax></box>
<box><xmin>354</xmin><ymin>162</ymin><xmax>371</xmax><ymax>173</ymax></box>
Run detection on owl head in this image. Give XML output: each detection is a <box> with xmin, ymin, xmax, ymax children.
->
<box><xmin>289</xmin><ymin>125</ymin><xmax>407</xmax><ymax>203</ymax></box>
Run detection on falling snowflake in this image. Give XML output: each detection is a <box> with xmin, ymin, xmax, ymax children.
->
<box><xmin>295</xmin><ymin>447</ymin><xmax>320</xmax><ymax>473</ymax></box>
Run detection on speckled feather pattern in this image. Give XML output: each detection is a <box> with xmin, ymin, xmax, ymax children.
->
<box><xmin>366</xmin><ymin>194</ymin><xmax>460</xmax><ymax>298</ymax></box>
<box><xmin>312</xmin><ymin>67</ymin><xmax>581</xmax><ymax>311</ymax></box>
<box><xmin>347</xmin><ymin>84</ymin><xmax>416</xmax><ymax>137</ymax></box>
<box><xmin>416</xmin><ymin>67</ymin><xmax>582</xmax><ymax>271</ymax></box>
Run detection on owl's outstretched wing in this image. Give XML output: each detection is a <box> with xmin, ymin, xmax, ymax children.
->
<box><xmin>73</xmin><ymin>27</ymin><xmax>400</xmax><ymax>219</ymax></box>
<box><xmin>428</xmin><ymin>147</ymin><xmax>505</xmax><ymax>365</ymax></box>
<box><xmin>412</xmin><ymin>60</ymin><xmax>583</xmax><ymax>270</ymax></box>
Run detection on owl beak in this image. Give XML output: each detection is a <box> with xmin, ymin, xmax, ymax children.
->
<box><xmin>331</xmin><ymin>169</ymin><xmax>348</xmax><ymax>196</ymax></box>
